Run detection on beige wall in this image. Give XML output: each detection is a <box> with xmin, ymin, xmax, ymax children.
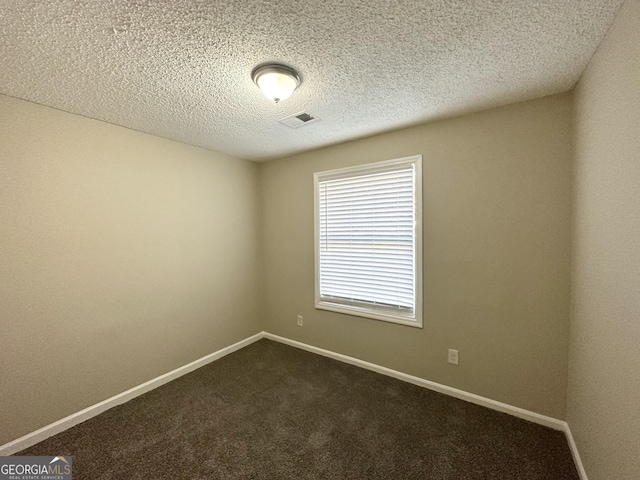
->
<box><xmin>568</xmin><ymin>0</ymin><xmax>640</xmax><ymax>478</ymax></box>
<box><xmin>261</xmin><ymin>93</ymin><xmax>573</xmax><ymax>418</ymax></box>
<box><xmin>0</xmin><ymin>95</ymin><xmax>262</xmax><ymax>445</ymax></box>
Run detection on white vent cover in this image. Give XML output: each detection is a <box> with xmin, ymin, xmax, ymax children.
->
<box><xmin>279</xmin><ymin>112</ymin><xmax>319</xmax><ymax>129</ymax></box>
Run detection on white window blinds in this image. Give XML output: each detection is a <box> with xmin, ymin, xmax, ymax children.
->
<box><xmin>314</xmin><ymin>156</ymin><xmax>422</xmax><ymax>326</ymax></box>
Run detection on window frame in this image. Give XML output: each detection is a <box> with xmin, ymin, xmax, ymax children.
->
<box><xmin>313</xmin><ymin>155</ymin><xmax>423</xmax><ymax>328</ymax></box>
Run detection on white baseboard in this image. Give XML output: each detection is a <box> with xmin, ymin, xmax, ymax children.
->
<box><xmin>2</xmin><ymin>329</ymin><xmax>586</xmax><ymax>479</ymax></box>
<box><xmin>263</xmin><ymin>332</ymin><xmax>566</xmax><ymax>431</ymax></box>
<box><xmin>564</xmin><ymin>424</ymin><xmax>589</xmax><ymax>480</ymax></box>
<box><xmin>0</xmin><ymin>332</ymin><xmax>264</xmax><ymax>456</ymax></box>
<box><xmin>265</xmin><ymin>332</ymin><xmax>590</xmax><ymax>476</ymax></box>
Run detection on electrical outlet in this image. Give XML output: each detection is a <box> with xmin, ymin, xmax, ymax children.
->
<box><xmin>448</xmin><ymin>349</ymin><xmax>459</xmax><ymax>365</ymax></box>
<box><xmin>297</xmin><ymin>315</ymin><xmax>303</xmax><ymax>326</ymax></box>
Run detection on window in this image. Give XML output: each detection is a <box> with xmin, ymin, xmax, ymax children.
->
<box><xmin>314</xmin><ymin>155</ymin><xmax>423</xmax><ymax>327</ymax></box>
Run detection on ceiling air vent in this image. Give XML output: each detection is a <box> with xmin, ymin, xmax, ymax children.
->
<box><xmin>279</xmin><ymin>111</ymin><xmax>319</xmax><ymax>129</ymax></box>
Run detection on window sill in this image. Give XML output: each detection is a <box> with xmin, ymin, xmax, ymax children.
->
<box><xmin>315</xmin><ymin>301</ymin><xmax>423</xmax><ymax>328</ymax></box>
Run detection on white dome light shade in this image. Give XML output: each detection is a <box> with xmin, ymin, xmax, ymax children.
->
<box><xmin>252</xmin><ymin>64</ymin><xmax>301</xmax><ymax>103</ymax></box>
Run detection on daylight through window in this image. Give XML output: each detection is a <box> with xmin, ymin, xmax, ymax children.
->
<box><xmin>314</xmin><ymin>155</ymin><xmax>423</xmax><ymax>327</ymax></box>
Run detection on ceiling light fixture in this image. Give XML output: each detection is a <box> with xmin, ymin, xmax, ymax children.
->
<box><xmin>251</xmin><ymin>64</ymin><xmax>301</xmax><ymax>104</ymax></box>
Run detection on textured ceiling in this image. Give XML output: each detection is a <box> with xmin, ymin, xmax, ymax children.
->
<box><xmin>0</xmin><ymin>0</ymin><xmax>624</xmax><ymax>161</ymax></box>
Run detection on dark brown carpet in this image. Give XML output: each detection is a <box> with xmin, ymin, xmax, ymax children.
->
<box><xmin>19</xmin><ymin>339</ymin><xmax>579</xmax><ymax>479</ymax></box>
